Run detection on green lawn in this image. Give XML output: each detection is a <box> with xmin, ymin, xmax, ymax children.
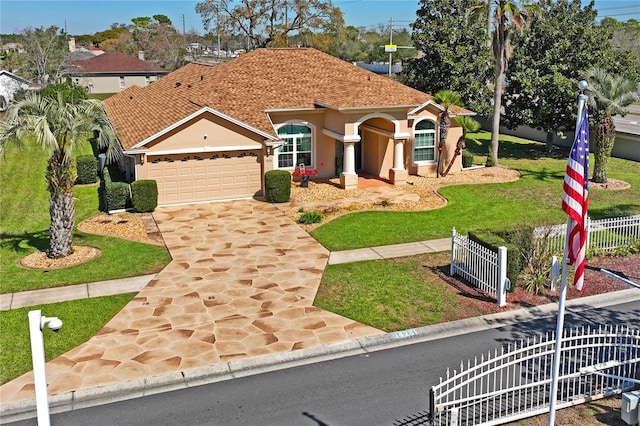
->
<box><xmin>311</xmin><ymin>133</ymin><xmax>640</xmax><ymax>251</ymax></box>
<box><xmin>0</xmin><ymin>142</ymin><xmax>171</xmax><ymax>293</ymax></box>
<box><xmin>0</xmin><ymin>294</ymin><xmax>136</xmax><ymax>384</ymax></box>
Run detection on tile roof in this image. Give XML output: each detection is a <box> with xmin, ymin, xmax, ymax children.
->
<box><xmin>70</xmin><ymin>51</ymin><xmax>168</xmax><ymax>74</ymax></box>
<box><xmin>104</xmin><ymin>48</ymin><xmax>472</xmax><ymax>150</ymax></box>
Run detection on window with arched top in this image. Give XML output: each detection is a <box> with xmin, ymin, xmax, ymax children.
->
<box><xmin>413</xmin><ymin>120</ymin><xmax>436</xmax><ymax>163</ymax></box>
<box><xmin>276</xmin><ymin>124</ymin><xmax>312</xmax><ymax>169</ymax></box>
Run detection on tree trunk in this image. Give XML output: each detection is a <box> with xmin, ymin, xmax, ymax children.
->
<box><xmin>490</xmin><ymin>58</ymin><xmax>503</xmax><ymax>166</ymax></box>
<box><xmin>592</xmin><ymin>116</ymin><xmax>616</xmax><ymax>184</ymax></box>
<box><xmin>47</xmin><ymin>150</ymin><xmax>76</xmax><ymax>258</ymax></box>
<box><xmin>437</xmin><ymin>111</ymin><xmax>450</xmax><ymax>177</ymax></box>
<box><xmin>545</xmin><ymin>132</ymin><xmax>554</xmax><ymax>153</ymax></box>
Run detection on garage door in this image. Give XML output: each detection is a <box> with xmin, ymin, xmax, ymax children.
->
<box><xmin>148</xmin><ymin>151</ymin><xmax>262</xmax><ymax>205</ymax></box>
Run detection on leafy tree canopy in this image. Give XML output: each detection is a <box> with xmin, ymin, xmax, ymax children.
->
<box><xmin>41</xmin><ymin>83</ymin><xmax>88</xmax><ymax>104</ymax></box>
<box><xmin>400</xmin><ymin>0</ymin><xmax>493</xmax><ymax>117</ymax></box>
<box><xmin>195</xmin><ymin>0</ymin><xmax>344</xmax><ymax>49</ymax></box>
<box><xmin>503</xmin><ymin>0</ymin><xmax>639</xmax><ymax>151</ymax></box>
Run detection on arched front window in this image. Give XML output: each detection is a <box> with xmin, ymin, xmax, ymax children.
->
<box><xmin>413</xmin><ymin>120</ymin><xmax>436</xmax><ymax>162</ymax></box>
<box><xmin>276</xmin><ymin>124</ymin><xmax>312</xmax><ymax>168</ymax></box>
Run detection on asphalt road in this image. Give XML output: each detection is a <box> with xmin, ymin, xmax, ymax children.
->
<box><xmin>8</xmin><ymin>299</ymin><xmax>638</xmax><ymax>426</ymax></box>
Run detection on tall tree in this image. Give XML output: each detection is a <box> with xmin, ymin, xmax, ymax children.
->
<box><xmin>195</xmin><ymin>0</ymin><xmax>343</xmax><ymax>49</ymax></box>
<box><xmin>600</xmin><ymin>18</ymin><xmax>640</xmax><ymax>82</ymax></box>
<box><xmin>401</xmin><ymin>0</ymin><xmax>493</xmax><ymax>118</ymax></box>
<box><xmin>100</xmin><ymin>16</ymin><xmax>183</xmax><ymax>69</ymax></box>
<box><xmin>586</xmin><ymin>68</ymin><xmax>639</xmax><ymax>183</ymax></box>
<box><xmin>469</xmin><ymin>0</ymin><xmax>540</xmax><ymax>166</ymax></box>
<box><xmin>0</xmin><ymin>93</ymin><xmax>121</xmax><ymax>258</ymax></box>
<box><xmin>502</xmin><ymin>0</ymin><xmax>613</xmax><ymax>152</ymax></box>
<box><xmin>433</xmin><ymin>90</ymin><xmax>462</xmax><ymax>177</ymax></box>
<box><xmin>21</xmin><ymin>26</ymin><xmax>70</xmax><ymax>87</ymax></box>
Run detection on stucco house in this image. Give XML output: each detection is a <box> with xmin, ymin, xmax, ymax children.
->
<box><xmin>68</xmin><ymin>51</ymin><xmax>169</xmax><ymax>94</ymax></box>
<box><xmin>0</xmin><ymin>70</ymin><xmax>29</xmax><ymax>111</ymax></box>
<box><xmin>103</xmin><ymin>47</ymin><xmax>473</xmax><ymax>206</ymax></box>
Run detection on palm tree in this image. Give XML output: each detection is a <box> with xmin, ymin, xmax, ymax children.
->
<box><xmin>586</xmin><ymin>68</ymin><xmax>639</xmax><ymax>183</ymax></box>
<box><xmin>439</xmin><ymin>116</ymin><xmax>481</xmax><ymax>176</ymax></box>
<box><xmin>433</xmin><ymin>89</ymin><xmax>462</xmax><ymax>177</ymax></box>
<box><xmin>470</xmin><ymin>0</ymin><xmax>540</xmax><ymax>166</ymax></box>
<box><xmin>0</xmin><ymin>92</ymin><xmax>121</xmax><ymax>258</ymax></box>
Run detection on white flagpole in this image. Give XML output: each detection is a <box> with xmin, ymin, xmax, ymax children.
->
<box><xmin>548</xmin><ymin>82</ymin><xmax>588</xmax><ymax>425</ymax></box>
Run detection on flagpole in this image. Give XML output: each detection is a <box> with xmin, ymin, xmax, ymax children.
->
<box><xmin>548</xmin><ymin>82</ymin><xmax>588</xmax><ymax>425</ymax></box>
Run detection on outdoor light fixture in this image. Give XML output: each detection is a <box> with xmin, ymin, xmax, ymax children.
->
<box><xmin>28</xmin><ymin>310</ymin><xmax>63</xmax><ymax>426</ymax></box>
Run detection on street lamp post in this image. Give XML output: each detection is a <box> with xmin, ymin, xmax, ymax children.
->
<box><xmin>28</xmin><ymin>310</ymin><xmax>63</xmax><ymax>426</ymax></box>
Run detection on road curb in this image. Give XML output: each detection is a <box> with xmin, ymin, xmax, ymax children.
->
<box><xmin>2</xmin><ymin>288</ymin><xmax>638</xmax><ymax>422</ymax></box>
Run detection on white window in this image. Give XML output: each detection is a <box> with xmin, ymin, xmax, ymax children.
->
<box><xmin>413</xmin><ymin>120</ymin><xmax>436</xmax><ymax>162</ymax></box>
<box><xmin>119</xmin><ymin>76</ymin><xmax>125</xmax><ymax>89</ymax></box>
<box><xmin>276</xmin><ymin>124</ymin><xmax>313</xmax><ymax>169</ymax></box>
<box><xmin>145</xmin><ymin>76</ymin><xmax>151</xmax><ymax>86</ymax></box>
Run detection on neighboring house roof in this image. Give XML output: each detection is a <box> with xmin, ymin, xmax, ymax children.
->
<box><xmin>69</xmin><ymin>51</ymin><xmax>168</xmax><ymax>74</ymax></box>
<box><xmin>0</xmin><ymin>69</ymin><xmax>30</xmax><ymax>85</ymax></box>
<box><xmin>104</xmin><ymin>47</ymin><xmax>472</xmax><ymax>150</ymax></box>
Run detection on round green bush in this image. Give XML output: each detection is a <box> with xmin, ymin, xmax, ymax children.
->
<box><xmin>131</xmin><ymin>180</ymin><xmax>158</xmax><ymax>212</ymax></box>
<box><xmin>264</xmin><ymin>169</ymin><xmax>291</xmax><ymax>203</ymax></box>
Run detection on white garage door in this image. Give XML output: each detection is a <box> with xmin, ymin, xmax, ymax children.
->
<box><xmin>148</xmin><ymin>151</ymin><xmax>262</xmax><ymax>205</ymax></box>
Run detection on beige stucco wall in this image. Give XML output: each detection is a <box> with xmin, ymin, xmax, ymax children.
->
<box><xmin>269</xmin><ymin>111</ymin><xmax>339</xmax><ymax>178</ymax></box>
<box><xmin>144</xmin><ymin>112</ymin><xmax>263</xmax><ymax>153</ymax></box>
<box><xmin>71</xmin><ymin>74</ymin><xmax>161</xmax><ymax>94</ymax></box>
<box><xmin>132</xmin><ymin>111</ymin><xmax>266</xmax><ymax>181</ymax></box>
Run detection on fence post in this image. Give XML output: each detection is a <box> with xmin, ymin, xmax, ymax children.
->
<box><xmin>497</xmin><ymin>246</ymin><xmax>507</xmax><ymax>307</ymax></box>
<box><xmin>550</xmin><ymin>255</ymin><xmax>559</xmax><ymax>291</ymax></box>
<box><xmin>450</xmin><ymin>227</ymin><xmax>456</xmax><ymax>277</ymax></box>
<box><xmin>586</xmin><ymin>216</ymin><xmax>591</xmax><ymax>250</ymax></box>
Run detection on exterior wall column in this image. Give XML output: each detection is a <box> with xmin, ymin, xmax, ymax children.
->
<box><xmin>340</xmin><ymin>141</ymin><xmax>358</xmax><ymax>190</ymax></box>
<box><xmin>389</xmin><ymin>138</ymin><xmax>407</xmax><ymax>185</ymax></box>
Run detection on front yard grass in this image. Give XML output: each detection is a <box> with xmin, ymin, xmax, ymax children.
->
<box><xmin>311</xmin><ymin>133</ymin><xmax>640</xmax><ymax>251</ymax></box>
<box><xmin>0</xmin><ymin>142</ymin><xmax>171</xmax><ymax>294</ymax></box>
<box><xmin>316</xmin><ymin>252</ymin><xmax>489</xmax><ymax>332</ymax></box>
<box><xmin>0</xmin><ymin>294</ymin><xmax>136</xmax><ymax>385</ymax></box>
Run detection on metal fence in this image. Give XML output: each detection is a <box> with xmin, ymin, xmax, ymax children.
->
<box><xmin>450</xmin><ymin>228</ymin><xmax>509</xmax><ymax>306</ymax></box>
<box><xmin>430</xmin><ymin>324</ymin><xmax>640</xmax><ymax>426</ymax></box>
<box><xmin>536</xmin><ymin>215</ymin><xmax>640</xmax><ymax>255</ymax></box>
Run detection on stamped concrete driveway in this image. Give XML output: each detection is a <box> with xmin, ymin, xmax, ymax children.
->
<box><xmin>1</xmin><ymin>199</ymin><xmax>382</xmax><ymax>402</ymax></box>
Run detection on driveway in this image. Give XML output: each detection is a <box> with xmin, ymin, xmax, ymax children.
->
<box><xmin>1</xmin><ymin>199</ymin><xmax>383</xmax><ymax>402</ymax></box>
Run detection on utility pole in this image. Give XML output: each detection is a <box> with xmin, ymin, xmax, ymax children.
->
<box><xmin>388</xmin><ymin>17</ymin><xmax>393</xmax><ymax>76</ymax></box>
<box><xmin>285</xmin><ymin>0</ymin><xmax>288</xmax><ymax>46</ymax></box>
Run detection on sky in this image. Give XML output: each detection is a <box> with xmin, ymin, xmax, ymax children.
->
<box><xmin>1</xmin><ymin>0</ymin><xmax>639</xmax><ymax>36</ymax></box>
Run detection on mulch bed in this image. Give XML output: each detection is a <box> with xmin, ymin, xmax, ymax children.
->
<box><xmin>428</xmin><ymin>253</ymin><xmax>639</xmax><ymax>317</ymax></box>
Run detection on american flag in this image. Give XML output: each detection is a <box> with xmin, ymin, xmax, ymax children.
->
<box><xmin>562</xmin><ymin>106</ymin><xmax>590</xmax><ymax>291</ymax></box>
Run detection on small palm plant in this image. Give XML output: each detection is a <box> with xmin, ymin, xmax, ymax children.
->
<box><xmin>434</xmin><ymin>90</ymin><xmax>463</xmax><ymax>177</ymax></box>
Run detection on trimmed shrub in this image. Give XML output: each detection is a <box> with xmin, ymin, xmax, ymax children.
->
<box><xmin>76</xmin><ymin>154</ymin><xmax>97</xmax><ymax>184</ymax></box>
<box><xmin>106</xmin><ymin>181</ymin><xmax>130</xmax><ymax>211</ymax></box>
<box><xmin>99</xmin><ymin>168</ymin><xmax>130</xmax><ymax>211</ymax></box>
<box><xmin>468</xmin><ymin>230</ymin><xmax>522</xmax><ymax>288</ymax></box>
<box><xmin>264</xmin><ymin>170</ymin><xmax>291</xmax><ymax>203</ymax></box>
<box><xmin>462</xmin><ymin>150</ymin><xmax>474</xmax><ymax>168</ymax></box>
<box><xmin>131</xmin><ymin>180</ymin><xmax>158</xmax><ymax>212</ymax></box>
<box><xmin>298</xmin><ymin>211</ymin><xmax>322</xmax><ymax>224</ymax></box>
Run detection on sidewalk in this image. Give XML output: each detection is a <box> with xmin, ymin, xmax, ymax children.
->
<box><xmin>1</xmin><ymin>239</ymin><xmax>451</xmax><ymax>310</ymax></box>
<box><xmin>0</xmin><ymin>274</ymin><xmax>157</xmax><ymax>311</ymax></box>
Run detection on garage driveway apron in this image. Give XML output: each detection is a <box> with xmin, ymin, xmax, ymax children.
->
<box><xmin>1</xmin><ymin>200</ymin><xmax>383</xmax><ymax>402</ymax></box>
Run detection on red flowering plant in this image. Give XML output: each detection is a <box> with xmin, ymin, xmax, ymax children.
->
<box><xmin>291</xmin><ymin>167</ymin><xmax>318</xmax><ymax>177</ymax></box>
